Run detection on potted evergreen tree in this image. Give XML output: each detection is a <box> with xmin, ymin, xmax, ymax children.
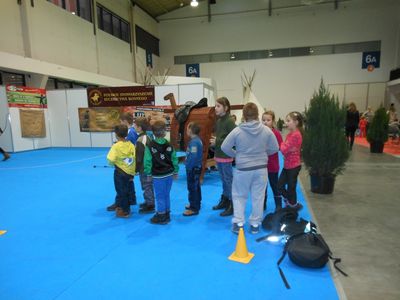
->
<box><xmin>366</xmin><ymin>106</ymin><xmax>389</xmax><ymax>153</ymax></box>
<box><xmin>302</xmin><ymin>81</ymin><xmax>349</xmax><ymax>194</ymax></box>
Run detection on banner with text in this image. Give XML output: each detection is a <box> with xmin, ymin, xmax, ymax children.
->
<box><xmin>87</xmin><ymin>86</ymin><xmax>155</xmax><ymax>107</ymax></box>
<box><xmin>6</xmin><ymin>85</ymin><xmax>47</xmax><ymax>108</ymax></box>
<box><xmin>78</xmin><ymin>106</ymin><xmax>173</xmax><ymax>132</ymax></box>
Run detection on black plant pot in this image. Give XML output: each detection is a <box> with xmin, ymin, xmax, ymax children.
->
<box><xmin>369</xmin><ymin>141</ymin><xmax>384</xmax><ymax>153</ymax></box>
<box><xmin>310</xmin><ymin>174</ymin><xmax>335</xmax><ymax>194</ymax></box>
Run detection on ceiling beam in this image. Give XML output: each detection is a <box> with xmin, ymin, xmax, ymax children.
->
<box><xmin>268</xmin><ymin>0</ymin><xmax>272</xmax><ymax>16</ymax></box>
<box><xmin>208</xmin><ymin>0</ymin><xmax>211</xmax><ymax>22</ymax></box>
<box><xmin>130</xmin><ymin>0</ymin><xmax>159</xmax><ymax>23</ymax></box>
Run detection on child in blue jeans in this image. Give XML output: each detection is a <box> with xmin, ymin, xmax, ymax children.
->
<box><xmin>183</xmin><ymin>122</ymin><xmax>203</xmax><ymax>216</ymax></box>
<box><xmin>107</xmin><ymin>125</ymin><xmax>136</xmax><ymax>218</ymax></box>
<box><xmin>144</xmin><ymin>120</ymin><xmax>179</xmax><ymax>225</ymax></box>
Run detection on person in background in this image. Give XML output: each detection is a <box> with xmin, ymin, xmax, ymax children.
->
<box><xmin>358</xmin><ymin>116</ymin><xmax>367</xmax><ymax>138</ymax></box>
<box><xmin>222</xmin><ymin>103</ymin><xmax>279</xmax><ymax>234</ymax></box>
<box><xmin>183</xmin><ymin>122</ymin><xmax>203</xmax><ymax>216</ymax></box>
<box><xmin>144</xmin><ymin>120</ymin><xmax>179</xmax><ymax>225</ymax></box>
<box><xmin>106</xmin><ymin>125</ymin><xmax>136</xmax><ymax>218</ymax></box>
<box><xmin>388</xmin><ymin>104</ymin><xmax>400</xmax><ymax>140</ymax></box>
<box><xmin>262</xmin><ymin>110</ymin><xmax>283</xmax><ymax>211</ymax></box>
<box><xmin>278</xmin><ymin>112</ymin><xmax>303</xmax><ymax>211</ymax></box>
<box><xmin>345</xmin><ymin>102</ymin><xmax>359</xmax><ymax>151</ymax></box>
<box><xmin>0</xmin><ymin>127</ymin><xmax>10</xmax><ymax>161</ymax></box>
<box><xmin>210</xmin><ymin>97</ymin><xmax>236</xmax><ymax>217</ymax></box>
<box><xmin>362</xmin><ymin>106</ymin><xmax>374</xmax><ymax>134</ymax></box>
<box><xmin>134</xmin><ymin>117</ymin><xmax>155</xmax><ymax>214</ymax></box>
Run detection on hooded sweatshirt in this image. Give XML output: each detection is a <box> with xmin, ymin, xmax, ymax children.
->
<box><xmin>107</xmin><ymin>140</ymin><xmax>136</xmax><ymax>176</ymax></box>
<box><xmin>221</xmin><ymin>120</ymin><xmax>279</xmax><ymax>171</ymax></box>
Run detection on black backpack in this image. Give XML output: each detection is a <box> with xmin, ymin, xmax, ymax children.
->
<box><xmin>261</xmin><ymin>207</ymin><xmax>299</xmax><ymax>232</ymax></box>
<box><xmin>277</xmin><ymin>229</ymin><xmax>348</xmax><ymax>289</ymax></box>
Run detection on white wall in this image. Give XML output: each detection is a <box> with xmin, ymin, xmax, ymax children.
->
<box><xmin>45</xmin><ymin>82</ymin><xmax>213</xmax><ymax>150</ymax></box>
<box><xmin>0</xmin><ymin>87</ymin><xmax>13</xmax><ymax>152</ymax></box>
<box><xmin>0</xmin><ymin>86</ymin><xmax>52</xmax><ymax>152</ymax></box>
<box><xmin>0</xmin><ymin>0</ymin><xmax>141</xmax><ymax>86</ymax></box>
<box><xmin>158</xmin><ymin>0</ymin><xmax>400</xmax><ymax>119</ymax></box>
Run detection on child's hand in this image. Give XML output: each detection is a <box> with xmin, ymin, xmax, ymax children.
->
<box><xmin>210</xmin><ymin>136</ymin><xmax>216</xmax><ymax>146</ymax></box>
<box><xmin>173</xmin><ymin>174</ymin><xmax>178</xmax><ymax>180</ymax></box>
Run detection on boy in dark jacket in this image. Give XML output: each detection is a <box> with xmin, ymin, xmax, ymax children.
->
<box><xmin>144</xmin><ymin>120</ymin><xmax>179</xmax><ymax>225</ymax></box>
<box><xmin>134</xmin><ymin>117</ymin><xmax>155</xmax><ymax>214</ymax></box>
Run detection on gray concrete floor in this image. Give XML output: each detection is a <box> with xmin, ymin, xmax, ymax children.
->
<box><xmin>299</xmin><ymin>143</ymin><xmax>400</xmax><ymax>300</ymax></box>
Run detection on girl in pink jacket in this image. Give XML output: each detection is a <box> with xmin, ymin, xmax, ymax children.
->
<box><xmin>278</xmin><ymin>112</ymin><xmax>303</xmax><ymax>210</ymax></box>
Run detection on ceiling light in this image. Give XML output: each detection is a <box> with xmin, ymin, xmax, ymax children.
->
<box><xmin>71</xmin><ymin>12</ymin><xmax>76</xmax><ymax>15</ymax></box>
<box><xmin>309</xmin><ymin>47</ymin><xmax>314</xmax><ymax>54</ymax></box>
<box><xmin>230</xmin><ymin>53</ymin><xmax>236</xmax><ymax>60</ymax></box>
<box><xmin>190</xmin><ymin>0</ymin><xmax>199</xmax><ymax>7</ymax></box>
<box><xmin>268</xmin><ymin>50</ymin><xmax>273</xmax><ymax>57</ymax></box>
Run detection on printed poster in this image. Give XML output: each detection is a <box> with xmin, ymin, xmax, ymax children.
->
<box><xmin>6</xmin><ymin>85</ymin><xmax>47</xmax><ymax>108</ymax></box>
<box><xmin>19</xmin><ymin>109</ymin><xmax>46</xmax><ymax>138</ymax></box>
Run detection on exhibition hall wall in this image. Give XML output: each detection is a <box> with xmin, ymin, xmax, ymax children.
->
<box><xmin>158</xmin><ymin>0</ymin><xmax>400</xmax><ymax>118</ymax></box>
<box><xmin>0</xmin><ymin>82</ymin><xmax>215</xmax><ymax>152</ymax></box>
<box><xmin>0</xmin><ymin>0</ymin><xmax>159</xmax><ymax>86</ymax></box>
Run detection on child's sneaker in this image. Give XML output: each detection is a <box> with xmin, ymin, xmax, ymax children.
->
<box><xmin>150</xmin><ymin>213</ymin><xmax>168</xmax><ymax>225</ymax></box>
<box><xmin>107</xmin><ymin>203</ymin><xmax>117</xmax><ymax>211</ymax></box>
<box><xmin>183</xmin><ymin>209</ymin><xmax>199</xmax><ymax>216</ymax></box>
<box><xmin>250</xmin><ymin>224</ymin><xmax>260</xmax><ymax>234</ymax></box>
<box><xmin>231</xmin><ymin>223</ymin><xmax>244</xmax><ymax>234</ymax></box>
<box><xmin>139</xmin><ymin>204</ymin><xmax>155</xmax><ymax>214</ymax></box>
<box><xmin>116</xmin><ymin>208</ymin><xmax>131</xmax><ymax>218</ymax></box>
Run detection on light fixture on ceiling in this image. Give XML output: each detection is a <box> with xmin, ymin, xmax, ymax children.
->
<box><xmin>268</xmin><ymin>50</ymin><xmax>273</xmax><ymax>57</ymax></box>
<box><xmin>190</xmin><ymin>0</ymin><xmax>199</xmax><ymax>7</ymax></box>
<box><xmin>230</xmin><ymin>53</ymin><xmax>236</xmax><ymax>60</ymax></box>
<box><xmin>71</xmin><ymin>12</ymin><xmax>76</xmax><ymax>15</ymax></box>
<box><xmin>309</xmin><ymin>47</ymin><xmax>314</xmax><ymax>54</ymax></box>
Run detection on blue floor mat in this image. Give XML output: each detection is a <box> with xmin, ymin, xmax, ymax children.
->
<box><xmin>0</xmin><ymin>148</ymin><xmax>338</xmax><ymax>300</ymax></box>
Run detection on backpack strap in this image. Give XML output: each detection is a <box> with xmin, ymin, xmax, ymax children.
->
<box><xmin>328</xmin><ymin>254</ymin><xmax>348</xmax><ymax>277</ymax></box>
<box><xmin>277</xmin><ymin>244</ymin><xmax>291</xmax><ymax>289</ymax></box>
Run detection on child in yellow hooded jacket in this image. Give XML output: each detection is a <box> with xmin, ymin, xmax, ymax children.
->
<box><xmin>107</xmin><ymin>124</ymin><xmax>136</xmax><ymax>218</ymax></box>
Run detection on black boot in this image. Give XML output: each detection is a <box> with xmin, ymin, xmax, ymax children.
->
<box><xmin>212</xmin><ymin>195</ymin><xmax>229</xmax><ymax>210</ymax></box>
<box><xmin>150</xmin><ymin>213</ymin><xmax>168</xmax><ymax>225</ymax></box>
<box><xmin>220</xmin><ymin>201</ymin><xmax>233</xmax><ymax>216</ymax></box>
<box><xmin>274</xmin><ymin>196</ymin><xmax>282</xmax><ymax>212</ymax></box>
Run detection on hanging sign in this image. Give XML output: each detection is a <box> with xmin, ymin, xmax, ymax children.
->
<box><xmin>362</xmin><ymin>51</ymin><xmax>380</xmax><ymax>70</ymax></box>
<box><xmin>146</xmin><ymin>50</ymin><xmax>153</xmax><ymax>68</ymax></box>
<box><xmin>6</xmin><ymin>85</ymin><xmax>47</xmax><ymax>108</ymax></box>
<box><xmin>186</xmin><ymin>64</ymin><xmax>200</xmax><ymax>77</ymax></box>
<box><xmin>87</xmin><ymin>86</ymin><xmax>155</xmax><ymax>107</ymax></box>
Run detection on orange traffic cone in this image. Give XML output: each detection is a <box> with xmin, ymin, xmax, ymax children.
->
<box><xmin>0</xmin><ymin>230</ymin><xmax>6</xmax><ymax>236</ymax></box>
<box><xmin>228</xmin><ymin>227</ymin><xmax>254</xmax><ymax>264</ymax></box>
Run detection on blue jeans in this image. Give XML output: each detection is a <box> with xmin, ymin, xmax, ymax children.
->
<box><xmin>153</xmin><ymin>176</ymin><xmax>173</xmax><ymax>213</ymax></box>
<box><xmin>140</xmin><ymin>173</ymin><xmax>155</xmax><ymax>206</ymax></box>
<box><xmin>216</xmin><ymin>162</ymin><xmax>233</xmax><ymax>200</ymax></box>
<box><xmin>186</xmin><ymin>167</ymin><xmax>202</xmax><ymax>212</ymax></box>
<box><xmin>114</xmin><ymin>169</ymin><xmax>133</xmax><ymax>213</ymax></box>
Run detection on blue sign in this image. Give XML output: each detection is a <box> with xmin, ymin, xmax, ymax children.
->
<box><xmin>362</xmin><ymin>51</ymin><xmax>380</xmax><ymax>69</ymax></box>
<box><xmin>186</xmin><ymin>64</ymin><xmax>200</xmax><ymax>77</ymax></box>
<box><xmin>146</xmin><ymin>50</ymin><xmax>153</xmax><ymax>68</ymax></box>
